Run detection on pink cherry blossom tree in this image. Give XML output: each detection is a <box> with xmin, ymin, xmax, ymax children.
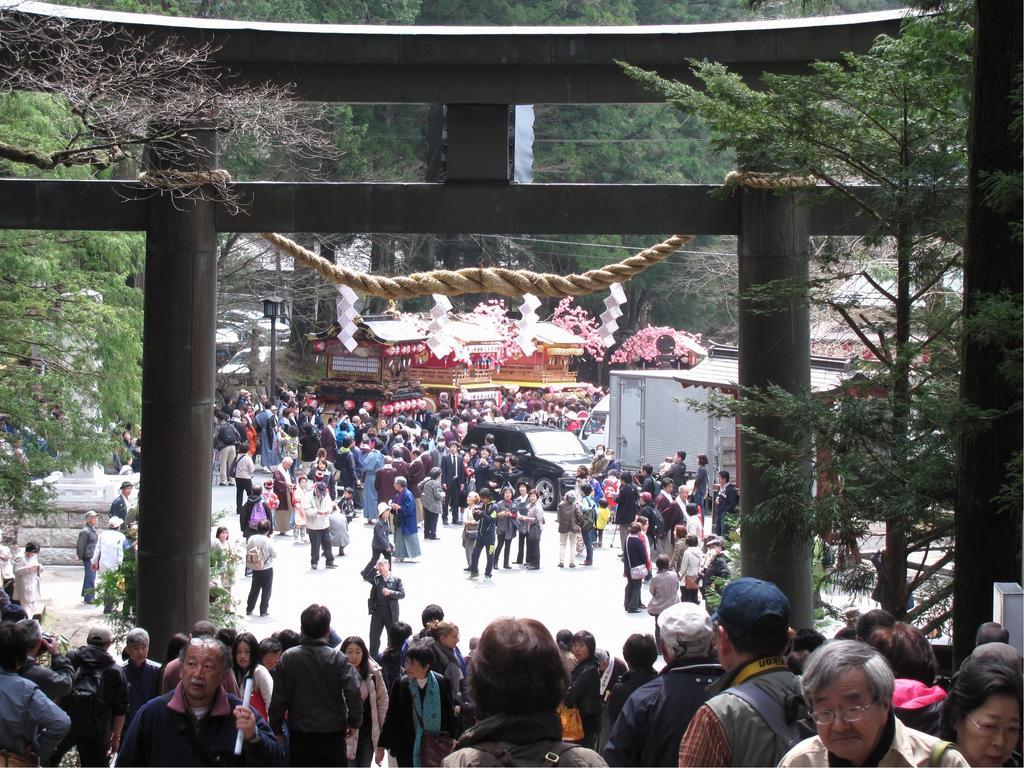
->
<box><xmin>609</xmin><ymin>325</ymin><xmax>705</xmax><ymax>366</ymax></box>
<box><xmin>550</xmin><ymin>297</ymin><xmax>606</xmax><ymax>359</ymax></box>
<box><xmin>468</xmin><ymin>299</ymin><xmax>522</xmax><ymax>362</ymax></box>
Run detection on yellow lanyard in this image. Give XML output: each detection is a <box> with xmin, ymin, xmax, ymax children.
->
<box><xmin>732</xmin><ymin>656</ymin><xmax>788</xmax><ymax>686</ymax></box>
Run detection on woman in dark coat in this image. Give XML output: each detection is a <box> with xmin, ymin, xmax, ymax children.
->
<box><xmin>444</xmin><ymin>618</ymin><xmax>603</xmax><ymax>766</ymax></box>
<box><xmin>613</xmin><ymin>471</ymin><xmax>640</xmax><ymax>550</ymax></box>
<box><xmin>623</xmin><ymin>522</ymin><xmax>648</xmax><ymax>613</ymax></box>
<box><xmin>376</xmin><ymin>642</ymin><xmax>459</xmax><ymax>767</ymax></box>
<box><xmin>563</xmin><ymin>630</ymin><xmax>602</xmax><ymax>752</ymax></box>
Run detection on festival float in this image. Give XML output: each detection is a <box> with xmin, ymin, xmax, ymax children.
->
<box><xmin>405</xmin><ymin>317</ymin><xmax>506</xmax><ymax>410</ymax></box>
<box><xmin>307</xmin><ymin>315</ymin><xmax>428</xmax><ymax>417</ymax></box>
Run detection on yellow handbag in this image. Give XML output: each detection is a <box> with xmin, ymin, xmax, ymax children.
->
<box><xmin>558</xmin><ymin>703</ymin><xmax>585</xmax><ymax>741</ymax></box>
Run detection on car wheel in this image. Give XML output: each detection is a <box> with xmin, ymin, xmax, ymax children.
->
<box><xmin>534</xmin><ymin>477</ymin><xmax>558</xmax><ymax>510</ymax></box>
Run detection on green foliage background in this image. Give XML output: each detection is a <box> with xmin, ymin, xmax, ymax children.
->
<box><xmin>0</xmin><ymin>92</ymin><xmax>143</xmax><ymax>519</ymax></box>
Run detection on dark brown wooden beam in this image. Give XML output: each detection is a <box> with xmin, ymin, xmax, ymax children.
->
<box><xmin>0</xmin><ymin>179</ymin><xmax>875</xmax><ymax>235</ymax></box>
<box><xmin>11</xmin><ymin>3</ymin><xmax>904</xmax><ymax>103</ymax></box>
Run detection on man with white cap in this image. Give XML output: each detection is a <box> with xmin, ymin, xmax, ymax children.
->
<box><xmin>76</xmin><ymin>511</ymin><xmax>99</xmax><ymax>604</ymax></box>
<box><xmin>92</xmin><ymin>517</ymin><xmax>126</xmax><ymax>614</ymax></box>
<box><xmin>604</xmin><ymin>602</ymin><xmax>723</xmax><ymax>767</ymax></box>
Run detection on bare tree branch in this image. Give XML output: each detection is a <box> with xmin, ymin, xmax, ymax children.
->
<box><xmin>0</xmin><ymin>8</ymin><xmax>337</xmax><ymax>205</ymax></box>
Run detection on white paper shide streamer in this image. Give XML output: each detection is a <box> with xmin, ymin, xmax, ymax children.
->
<box><xmin>598</xmin><ymin>282</ymin><xmax>626</xmax><ymax>347</ymax></box>
<box><xmin>335</xmin><ymin>284</ymin><xmax>359</xmax><ymax>352</ymax></box>
<box><xmin>425</xmin><ymin>294</ymin><xmax>455</xmax><ymax>359</ymax></box>
<box><xmin>515</xmin><ymin>293</ymin><xmax>541</xmax><ymax>355</ymax></box>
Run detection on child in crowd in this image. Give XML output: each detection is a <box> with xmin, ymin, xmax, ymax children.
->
<box><xmin>340</xmin><ymin>486</ymin><xmax>356</xmax><ymax>522</ymax></box>
<box><xmin>595</xmin><ymin>497</ymin><xmax>610</xmax><ymax>548</ymax></box>
<box><xmin>292</xmin><ymin>475</ymin><xmax>309</xmax><ymax>544</ymax></box>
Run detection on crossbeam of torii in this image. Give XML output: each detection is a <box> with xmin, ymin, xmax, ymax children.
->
<box><xmin>0</xmin><ymin>1</ymin><xmax>906</xmax><ymax>652</ymax></box>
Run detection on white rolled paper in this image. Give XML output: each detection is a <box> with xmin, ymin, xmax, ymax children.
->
<box><xmin>516</xmin><ymin>293</ymin><xmax>541</xmax><ymax>355</ymax></box>
<box><xmin>335</xmin><ymin>284</ymin><xmax>359</xmax><ymax>352</ymax></box>
<box><xmin>598</xmin><ymin>282</ymin><xmax>627</xmax><ymax>347</ymax></box>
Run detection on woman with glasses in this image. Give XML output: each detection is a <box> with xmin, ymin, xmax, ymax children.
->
<box><xmin>779</xmin><ymin>640</ymin><xmax>969</xmax><ymax>766</ymax></box>
<box><xmin>941</xmin><ymin>656</ymin><xmax>1022</xmax><ymax>767</ymax></box>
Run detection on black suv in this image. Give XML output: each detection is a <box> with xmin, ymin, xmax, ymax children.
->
<box><xmin>463</xmin><ymin>423</ymin><xmax>592</xmax><ymax>509</ymax></box>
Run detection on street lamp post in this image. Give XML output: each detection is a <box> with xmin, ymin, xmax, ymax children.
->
<box><xmin>262</xmin><ymin>295</ymin><xmax>286</xmax><ymax>400</ymax></box>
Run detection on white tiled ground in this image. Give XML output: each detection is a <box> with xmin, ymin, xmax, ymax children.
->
<box><xmin>213</xmin><ymin>482</ymin><xmax>662</xmax><ymax>655</ymax></box>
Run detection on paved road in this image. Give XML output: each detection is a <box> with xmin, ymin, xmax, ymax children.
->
<box><xmin>45</xmin><ymin>479</ymin><xmax>667</xmax><ymax>657</ymax></box>
<box><xmin>213</xmin><ymin>481</ymin><xmax>659</xmax><ymax>657</ymax></box>
<box><xmin>46</xmin><ymin>476</ymin><xmax>894</xmax><ymax>652</ymax></box>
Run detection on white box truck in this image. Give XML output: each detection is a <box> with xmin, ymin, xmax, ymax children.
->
<box><xmin>608</xmin><ymin>369</ymin><xmax>736</xmax><ymax>481</ymax></box>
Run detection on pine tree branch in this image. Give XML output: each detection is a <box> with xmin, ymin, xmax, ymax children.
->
<box><xmin>908</xmin><ymin>521</ymin><xmax>954</xmax><ymax>552</ymax></box>
<box><xmin>857</xmin><ymin>270</ymin><xmax>898</xmax><ymax>304</ymax></box>
<box><xmin>828</xmin><ymin>301</ymin><xmax>893</xmax><ymax>367</ymax></box>
<box><xmin>907</xmin><ymin>549</ymin><xmax>954</xmax><ymax>593</ymax></box>
<box><xmin>807</xmin><ymin>168</ymin><xmax>893</xmax><ymax>229</ymax></box>
<box><xmin>910</xmin><ymin>254</ymin><xmax>961</xmax><ymax>303</ymax></box>
<box><xmin>905</xmin><ymin>583</ymin><xmax>952</xmax><ymax>628</ymax></box>
<box><xmin>0</xmin><ymin>140</ymin><xmax>58</xmax><ymax>170</ymax></box>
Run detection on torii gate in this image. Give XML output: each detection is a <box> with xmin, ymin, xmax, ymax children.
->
<box><xmin>0</xmin><ymin>2</ymin><xmax>904</xmax><ymax>651</ymax></box>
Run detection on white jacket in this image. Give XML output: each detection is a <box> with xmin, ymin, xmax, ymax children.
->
<box><xmin>306</xmin><ymin>493</ymin><xmax>334</xmax><ymax>531</ymax></box>
<box><xmin>92</xmin><ymin>529</ymin><xmax>126</xmax><ymax>574</ymax></box>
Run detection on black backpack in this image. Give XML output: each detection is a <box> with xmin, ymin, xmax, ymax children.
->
<box><xmin>647</xmin><ymin>504</ymin><xmax>665</xmax><ymax>537</ymax></box>
<box><xmin>218</xmin><ymin>423</ymin><xmax>238</xmax><ymax>448</ymax></box>
<box><xmin>729</xmin><ymin>681</ymin><xmax>817</xmax><ymax>765</ymax></box>
<box><xmin>471</xmin><ymin>740</ymin><xmax>590</xmax><ymax>766</ymax></box>
<box><xmin>64</xmin><ymin>665</ymin><xmax>106</xmax><ymax>737</ymax></box>
<box><xmin>227</xmin><ymin>452</ymin><xmax>244</xmax><ymax>479</ymax></box>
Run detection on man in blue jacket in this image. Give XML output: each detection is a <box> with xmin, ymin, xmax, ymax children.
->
<box><xmin>116</xmin><ymin>636</ymin><xmax>284</xmax><ymax>767</ymax></box>
<box><xmin>604</xmin><ymin>602</ymin><xmax>723</xmax><ymax>767</ymax></box>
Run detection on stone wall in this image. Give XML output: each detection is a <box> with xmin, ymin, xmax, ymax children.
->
<box><xmin>17</xmin><ymin>509</ymin><xmax>121</xmax><ymax>565</ymax></box>
<box><xmin>14</xmin><ymin>468</ymin><xmax>138</xmax><ymax>565</ymax></box>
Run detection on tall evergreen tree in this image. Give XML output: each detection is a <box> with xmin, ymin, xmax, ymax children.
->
<box><xmin>624</xmin><ymin>8</ymin><xmax>971</xmax><ymax>624</ymax></box>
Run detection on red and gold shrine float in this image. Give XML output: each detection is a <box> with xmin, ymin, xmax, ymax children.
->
<box><xmin>492</xmin><ymin>321</ymin><xmax>586</xmax><ymax>390</ymax></box>
<box><xmin>405</xmin><ymin>317</ymin><xmax>506</xmax><ymax>411</ymax></box>
<box><xmin>308</xmin><ymin>315</ymin><xmax>428</xmax><ymax>416</ymax></box>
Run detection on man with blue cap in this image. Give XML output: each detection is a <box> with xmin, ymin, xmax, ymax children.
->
<box><xmin>679</xmin><ymin>577</ymin><xmax>805</xmax><ymax>766</ymax></box>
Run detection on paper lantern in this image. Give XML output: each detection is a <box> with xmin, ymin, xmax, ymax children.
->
<box><xmin>362</xmin><ymin>401</ymin><xmax>375</xmax><ymax>412</ymax></box>
<box><xmin>381</xmin><ymin>403</ymin><xmax>394</xmax><ymax>416</ymax></box>
<box><xmin>343</xmin><ymin>399</ymin><xmax>356</xmax><ymax>411</ymax></box>
<box><xmin>312</xmin><ymin>340</ymin><xmax>326</xmax><ymax>353</ymax></box>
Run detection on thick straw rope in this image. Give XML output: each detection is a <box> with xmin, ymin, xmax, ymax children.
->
<box><xmin>259</xmin><ymin>231</ymin><xmax>693</xmax><ymax>300</ymax></box>
<box><xmin>133</xmin><ymin>169</ymin><xmax>692</xmax><ymax>300</ymax></box>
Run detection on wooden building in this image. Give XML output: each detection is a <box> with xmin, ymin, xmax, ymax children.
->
<box><xmin>406</xmin><ymin>318</ymin><xmax>505</xmax><ymax>410</ymax></box>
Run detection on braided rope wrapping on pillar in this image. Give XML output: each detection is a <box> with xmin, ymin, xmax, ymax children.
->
<box><xmin>723</xmin><ymin>170</ymin><xmax>817</xmax><ymax>190</ymax></box>
<box><xmin>259</xmin><ymin>231</ymin><xmax>693</xmax><ymax>300</ymax></box>
<box><xmin>137</xmin><ymin>168</ymin><xmax>233</xmax><ymax>190</ymax></box>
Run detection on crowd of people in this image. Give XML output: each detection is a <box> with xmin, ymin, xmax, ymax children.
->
<box><xmin>208</xmin><ymin>384</ymin><xmax>741</xmax><ymax>620</ymax></box>
<box><xmin>0</xmin><ymin>586</ymin><xmax>1019</xmax><ymax>768</ymax></box>
<box><xmin>0</xmin><ymin>388</ymin><xmax>1016</xmax><ymax>767</ymax></box>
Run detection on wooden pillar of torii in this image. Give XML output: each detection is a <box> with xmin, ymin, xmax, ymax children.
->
<box><xmin>136</xmin><ymin>133</ymin><xmax>219</xmax><ymax>650</ymax></box>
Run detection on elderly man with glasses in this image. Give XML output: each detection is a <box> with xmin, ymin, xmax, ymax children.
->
<box><xmin>116</xmin><ymin>636</ymin><xmax>284</xmax><ymax>767</ymax></box>
<box><xmin>779</xmin><ymin>640</ymin><xmax>969</xmax><ymax>767</ymax></box>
